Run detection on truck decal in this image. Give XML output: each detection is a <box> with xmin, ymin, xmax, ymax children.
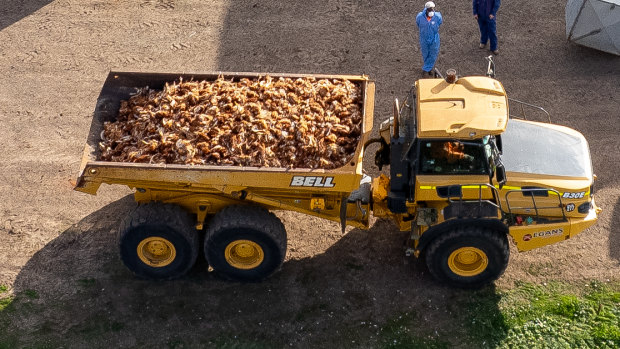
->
<box><xmin>532</xmin><ymin>228</ymin><xmax>564</xmax><ymax>239</ymax></box>
<box><xmin>290</xmin><ymin>176</ymin><xmax>335</xmax><ymax>188</ymax></box>
<box><xmin>562</xmin><ymin>191</ymin><xmax>586</xmax><ymax>199</ymax></box>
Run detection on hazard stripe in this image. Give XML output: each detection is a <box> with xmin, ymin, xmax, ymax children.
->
<box><xmin>418</xmin><ymin>185</ymin><xmax>589</xmax><ymax>197</ymax></box>
<box><xmin>419</xmin><ymin>185</ymin><xmax>495</xmax><ymax>190</ymax></box>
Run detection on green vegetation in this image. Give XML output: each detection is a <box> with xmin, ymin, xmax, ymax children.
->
<box><xmin>378</xmin><ymin>313</ymin><xmax>450</xmax><ymax>349</ymax></box>
<box><xmin>360</xmin><ymin>281</ymin><xmax>620</xmax><ymax>348</ymax></box>
<box><xmin>0</xmin><ymin>285</ymin><xmax>10</xmax><ymax>312</ymax></box>
<box><xmin>0</xmin><ymin>294</ymin><xmax>18</xmax><ymax>349</ymax></box>
<box><xmin>71</xmin><ymin>318</ymin><xmax>125</xmax><ymax>337</ymax></box>
<box><xmin>23</xmin><ymin>289</ymin><xmax>39</xmax><ymax>299</ymax></box>
<box><xmin>0</xmin><ymin>296</ymin><xmax>12</xmax><ymax>312</ymax></box>
<box><xmin>0</xmin><ymin>281</ymin><xmax>618</xmax><ymax>348</ymax></box>
<box><xmin>464</xmin><ymin>281</ymin><xmax>620</xmax><ymax>348</ymax></box>
<box><xmin>77</xmin><ymin>278</ymin><xmax>97</xmax><ymax>287</ymax></box>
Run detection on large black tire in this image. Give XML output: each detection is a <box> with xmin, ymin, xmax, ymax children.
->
<box><xmin>425</xmin><ymin>226</ymin><xmax>509</xmax><ymax>289</ymax></box>
<box><xmin>119</xmin><ymin>203</ymin><xmax>199</xmax><ymax>280</ymax></box>
<box><xmin>205</xmin><ymin>205</ymin><xmax>287</xmax><ymax>282</ymax></box>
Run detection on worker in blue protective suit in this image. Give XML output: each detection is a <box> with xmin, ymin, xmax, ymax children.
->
<box><xmin>473</xmin><ymin>0</ymin><xmax>501</xmax><ymax>54</ymax></box>
<box><xmin>415</xmin><ymin>1</ymin><xmax>443</xmax><ymax>76</ymax></box>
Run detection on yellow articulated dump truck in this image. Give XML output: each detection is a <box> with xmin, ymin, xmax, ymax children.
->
<box><xmin>75</xmin><ymin>70</ymin><xmax>600</xmax><ymax>288</ymax></box>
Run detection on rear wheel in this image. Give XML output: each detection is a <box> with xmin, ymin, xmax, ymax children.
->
<box><xmin>205</xmin><ymin>205</ymin><xmax>287</xmax><ymax>281</ymax></box>
<box><xmin>119</xmin><ymin>203</ymin><xmax>199</xmax><ymax>280</ymax></box>
<box><xmin>425</xmin><ymin>226</ymin><xmax>509</xmax><ymax>288</ymax></box>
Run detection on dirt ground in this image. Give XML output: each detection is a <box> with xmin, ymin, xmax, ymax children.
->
<box><xmin>1</xmin><ymin>0</ymin><xmax>619</xmax><ymax>347</ymax></box>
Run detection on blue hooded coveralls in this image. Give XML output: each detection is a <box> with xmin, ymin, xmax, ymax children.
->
<box><xmin>416</xmin><ymin>8</ymin><xmax>443</xmax><ymax>73</ymax></box>
<box><xmin>473</xmin><ymin>0</ymin><xmax>501</xmax><ymax>51</ymax></box>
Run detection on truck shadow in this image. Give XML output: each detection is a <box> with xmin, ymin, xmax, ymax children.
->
<box><xmin>0</xmin><ymin>0</ymin><xmax>53</xmax><ymax>32</ymax></box>
<box><xmin>5</xmin><ymin>196</ymin><xmax>507</xmax><ymax>347</ymax></box>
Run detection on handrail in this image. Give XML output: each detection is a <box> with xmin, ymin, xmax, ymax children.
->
<box><xmin>508</xmin><ymin>98</ymin><xmax>551</xmax><ymax>123</ymax></box>
<box><xmin>504</xmin><ymin>188</ymin><xmax>567</xmax><ymax>223</ymax></box>
<box><xmin>438</xmin><ymin>184</ymin><xmax>568</xmax><ymax>225</ymax></box>
<box><xmin>442</xmin><ymin>183</ymin><xmax>504</xmax><ymax>215</ymax></box>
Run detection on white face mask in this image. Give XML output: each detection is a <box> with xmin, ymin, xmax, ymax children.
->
<box><xmin>427</xmin><ymin>11</ymin><xmax>435</xmax><ymax>17</ymax></box>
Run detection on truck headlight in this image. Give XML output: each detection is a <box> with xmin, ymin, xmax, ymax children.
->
<box><xmin>578</xmin><ymin>201</ymin><xmax>592</xmax><ymax>214</ymax></box>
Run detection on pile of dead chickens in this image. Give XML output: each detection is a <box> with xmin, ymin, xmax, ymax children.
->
<box><xmin>98</xmin><ymin>75</ymin><xmax>363</xmax><ymax>169</ymax></box>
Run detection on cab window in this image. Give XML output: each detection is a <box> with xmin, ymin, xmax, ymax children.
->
<box><xmin>419</xmin><ymin>140</ymin><xmax>487</xmax><ymax>175</ymax></box>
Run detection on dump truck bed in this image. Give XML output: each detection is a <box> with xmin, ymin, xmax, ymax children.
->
<box><xmin>75</xmin><ymin>71</ymin><xmax>375</xmax><ymax>197</ymax></box>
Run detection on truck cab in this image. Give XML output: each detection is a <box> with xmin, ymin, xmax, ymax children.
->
<box><xmin>370</xmin><ymin>74</ymin><xmax>600</xmax><ymax>287</ymax></box>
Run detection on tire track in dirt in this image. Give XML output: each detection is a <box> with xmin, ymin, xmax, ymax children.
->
<box><xmin>0</xmin><ymin>1</ymin><xmax>618</xmax><ymax>347</ymax></box>
<box><xmin>140</xmin><ymin>0</ymin><xmax>176</xmax><ymax>11</ymax></box>
<box><xmin>139</xmin><ymin>20</ymin><xmax>160</xmax><ymax>29</ymax></box>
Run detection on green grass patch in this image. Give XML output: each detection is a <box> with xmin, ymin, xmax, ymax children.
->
<box><xmin>0</xmin><ymin>296</ymin><xmax>18</xmax><ymax>349</ymax></box>
<box><xmin>77</xmin><ymin>278</ymin><xmax>97</xmax><ymax>287</ymax></box>
<box><xmin>378</xmin><ymin>313</ymin><xmax>450</xmax><ymax>349</ymax></box>
<box><xmin>0</xmin><ymin>296</ymin><xmax>13</xmax><ymax>312</ymax></box>
<box><xmin>0</xmin><ymin>279</ymin><xmax>618</xmax><ymax>348</ymax></box>
<box><xmin>70</xmin><ymin>317</ymin><xmax>125</xmax><ymax>338</ymax></box>
<box><xmin>0</xmin><ymin>336</ymin><xmax>18</xmax><ymax>349</ymax></box>
<box><xmin>23</xmin><ymin>289</ymin><xmax>39</xmax><ymax>299</ymax></box>
<box><xmin>461</xmin><ymin>281</ymin><xmax>620</xmax><ymax>348</ymax></box>
<box><xmin>0</xmin><ymin>285</ymin><xmax>7</xmax><ymax>293</ymax></box>
<box><xmin>462</xmin><ymin>286</ymin><xmax>507</xmax><ymax>346</ymax></box>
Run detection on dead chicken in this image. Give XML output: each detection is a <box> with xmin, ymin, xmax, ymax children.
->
<box><xmin>99</xmin><ymin>75</ymin><xmax>363</xmax><ymax>169</ymax></box>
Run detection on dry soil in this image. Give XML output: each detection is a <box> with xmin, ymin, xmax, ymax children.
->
<box><xmin>0</xmin><ymin>0</ymin><xmax>619</xmax><ymax>347</ymax></box>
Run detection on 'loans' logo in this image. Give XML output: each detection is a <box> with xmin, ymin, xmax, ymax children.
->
<box><xmin>290</xmin><ymin>176</ymin><xmax>335</xmax><ymax>188</ymax></box>
<box><xmin>533</xmin><ymin>228</ymin><xmax>564</xmax><ymax>238</ymax></box>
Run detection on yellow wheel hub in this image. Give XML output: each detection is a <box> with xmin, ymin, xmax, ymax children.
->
<box><xmin>225</xmin><ymin>240</ymin><xmax>264</xmax><ymax>270</ymax></box>
<box><xmin>448</xmin><ymin>247</ymin><xmax>488</xmax><ymax>277</ymax></box>
<box><xmin>137</xmin><ymin>236</ymin><xmax>176</xmax><ymax>267</ymax></box>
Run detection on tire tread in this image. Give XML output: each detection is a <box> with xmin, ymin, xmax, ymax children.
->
<box><xmin>205</xmin><ymin>205</ymin><xmax>287</xmax><ymax>281</ymax></box>
<box><xmin>118</xmin><ymin>203</ymin><xmax>199</xmax><ymax>280</ymax></box>
<box><xmin>425</xmin><ymin>225</ymin><xmax>509</xmax><ymax>288</ymax></box>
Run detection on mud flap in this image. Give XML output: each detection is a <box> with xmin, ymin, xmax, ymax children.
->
<box><xmin>340</xmin><ymin>197</ymin><xmax>347</xmax><ymax>233</ymax></box>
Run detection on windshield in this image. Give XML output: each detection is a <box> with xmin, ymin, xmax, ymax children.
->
<box><xmin>500</xmin><ymin>119</ymin><xmax>592</xmax><ymax>178</ymax></box>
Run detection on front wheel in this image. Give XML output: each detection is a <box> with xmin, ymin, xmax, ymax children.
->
<box><xmin>205</xmin><ymin>205</ymin><xmax>287</xmax><ymax>281</ymax></box>
<box><xmin>425</xmin><ymin>226</ymin><xmax>509</xmax><ymax>288</ymax></box>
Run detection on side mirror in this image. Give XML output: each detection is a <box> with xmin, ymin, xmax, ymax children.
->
<box><xmin>496</xmin><ymin>164</ymin><xmax>507</xmax><ymax>189</ymax></box>
<box><xmin>485</xmin><ymin>55</ymin><xmax>496</xmax><ymax>78</ymax></box>
<box><xmin>495</xmin><ymin>135</ymin><xmax>503</xmax><ymax>154</ymax></box>
<box><xmin>484</xmin><ymin>144</ymin><xmax>493</xmax><ymax>174</ymax></box>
